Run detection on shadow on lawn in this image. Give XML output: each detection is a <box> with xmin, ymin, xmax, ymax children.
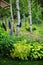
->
<box><xmin>0</xmin><ymin>56</ymin><xmax>43</xmax><ymax>65</ymax></box>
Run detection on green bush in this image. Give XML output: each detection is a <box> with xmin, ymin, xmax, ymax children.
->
<box><xmin>10</xmin><ymin>43</ymin><xmax>31</xmax><ymax>60</ymax></box>
<box><xmin>25</xmin><ymin>25</ymin><xmax>30</xmax><ymax>31</ymax></box>
<box><xmin>0</xmin><ymin>27</ymin><xmax>25</xmax><ymax>44</ymax></box>
<box><xmin>10</xmin><ymin>41</ymin><xmax>43</xmax><ymax>60</ymax></box>
<box><xmin>25</xmin><ymin>25</ymin><xmax>37</xmax><ymax>31</ymax></box>
<box><xmin>0</xmin><ymin>28</ymin><xmax>13</xmax><ymax>56</ymax></box>
<box><xmin>30</xmin><ymin>42</ymin><xmax>43</xmax><ymax>60</ymax></box>
<box><xmin>0</xmin><ymin>27</ymin><xmax>14</xmax><ymax>44</ymax></box>
<box><xmin>0</xmin><ymin>27</ymin><xmax>25</xmax><ymax>56</ymax></box>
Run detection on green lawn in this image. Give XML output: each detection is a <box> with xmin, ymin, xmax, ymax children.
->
<box><xmin>0</xmin><ymin>57</ymin><xmax>43</xmax><ymax>65</ymax></box>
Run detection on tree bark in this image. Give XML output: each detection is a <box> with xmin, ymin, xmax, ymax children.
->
<box><xmin>10</xmin><ymin>0</ymin><xmax>14</xmax><ymax>35</ymax></box>
<box><xmin>16</xmin><ymin>0</ymin><xmax>21</xmax><ymax>36</ymax></box>
<box><xmin>28</xmin><ymin>0</ymin><xmax>32</xmax><ymax>33</ymax></box>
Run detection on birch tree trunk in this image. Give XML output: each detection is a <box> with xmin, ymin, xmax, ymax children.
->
<box><xmin>10</xmin><ymin>0</ymin><xmax>14</xmax><ymax>35</ymax></box>
<box><xmin>28</xmin><ymin>0</ymin><xmax>32</xmax><ymax>33</ymax></box>
<box><xmin>16</xmin><ymin>0</ymin><xmax>21</xmax><ymax>35</ymax></box>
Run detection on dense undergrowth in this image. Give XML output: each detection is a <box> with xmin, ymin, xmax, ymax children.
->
<box><xmin>0</xmin><ymin>27</ymin><xmax>25</xmax><ymax>56</ymax></box>
<box><xmin>0</xmin><ymin>27</ymin><xmax>43</xmax><ymax>61</ymax></box>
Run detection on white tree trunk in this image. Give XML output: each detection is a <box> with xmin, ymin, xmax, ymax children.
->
<box><xmin>10</xmin><ymin>0</ymin><xmax>14</xmax><ymax>35</ymax></box>
<box><xmin>16</xmin><ymin>0</ymin><xmax>21</xmax><ymax>35</ymax></box>
<box><xmin>28</xmin><ymin>0</ymin><xmax>32</xmax><ymax>33</ymax></box>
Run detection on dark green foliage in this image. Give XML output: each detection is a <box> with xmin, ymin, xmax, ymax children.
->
<box><xmin>0</xmin><ymin>21</ymin><xmax>2</xmax><ymax>27</ymax></box>
<box><xmin>0</xmin><ymin>27</ymin><xmax>13</xmax><ymax>56</ymax></box>
<box><xmin>0</xmin><ymin>27</ymin><xmax>25</xmax><ymax>44</ymax></box>
<box><xmin>0</xmin><ymin>0</ymin><xmax>42</xmax><ymax>24</ymax></box>
<box><xmin>0</xmin><ymin>27</ymin><xmax>25</xmax><ymax>56</ymax></box>
<box><xmin>25</xmin><ymin>25</ymin><xmax>37</xmax><ymax>31</ymax></box>
<box><xmin>0</xmin><ymin>57</ymin><xmax>43</xmax><ymax>65</ymax></box>
<box><xmin>25</xmin><ymin>25</ymin><xmax>30</xmax><ymax>31</ymax></box>
<box><xmin>31</xmin><ymin>0</ymin><xmax>42</xmax><ymax>24</ymax></box>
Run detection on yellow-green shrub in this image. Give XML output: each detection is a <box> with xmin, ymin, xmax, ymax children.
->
<box><xmin>10</xmin><ymin>42</ymin><xmax>43</xmax><ymax>60</ymax></box>
<box><xmin>30</xmin><ymin>42</ymin><xmax>43</xmax><ymax>60</ymax></box>
<box><xmin>10</xmin><ymin>43</ymin><xmax>31</xmax><ymax>60</ymax></box>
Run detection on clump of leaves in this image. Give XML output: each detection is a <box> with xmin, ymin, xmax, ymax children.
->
<box><xmin>10</xmin><ymin>41</ymin><xmax>43</xmax><ymax>60</ymax></box>
<box><xmin>30</xmin><ymin>42</ymin><xmax>43</xmax><ymax>60</ymax></box>
<box><xmin>10</xmin><ymin>43</ymin><xmax>31</xmax><ymax>60</ymax></box>
<box><xmin>25</xmin><ymin>25</ymin><xmax>37</xmax><ymax>31</ymax></box>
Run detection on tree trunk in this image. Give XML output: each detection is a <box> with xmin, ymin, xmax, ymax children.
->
<box><xmin>28</xmin><ymin>0</ymin><xmax>32</xmax><ymax>33</ymax></box>
<box><xmin>16</xmin><ymin>0</ymin><xmax>21</xmax><ymax>36</ymax></box>
<box><xmin>10</xmin><ymin>0</ymin><xmax>14</xmax><ymax>35</ymax></box>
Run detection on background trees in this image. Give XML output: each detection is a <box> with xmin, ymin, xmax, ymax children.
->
<box><xmin>0</xmin><ymin>0</ymin><xmax>42</xmax><ymax>24</ymax></box>
<box><xmin>31</xmin><ymin>0</ymin><xmax>42</xmax><ymax>24</ymax></box>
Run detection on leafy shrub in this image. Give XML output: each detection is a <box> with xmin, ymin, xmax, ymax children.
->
<box><xmin>0</xmin><ymin>27</ymin><xmax>25</xmax><ymax>56</ymax></box>
<box><xmin>10</xmin><ymin>41</ymin><xmax>43</xmax><ymax>60</ymax></box>
<box><xmin>0</xmin><ymin>27</ymin><xmax>14</xmax><ymax>44</ymax></box>
<box><xmin>0</xmin><ymin>28</ymin><xmax>13</xmax><ymax>56</ymax></box>
<box><xmin>10</xmin><ymin>43</ymin><xmax>31</xmax><ymax>60</ymax></box>
<box><xmin>0</xmin><ymin>43</ymin><xmax>13</xmax><ymax>56</ymax></box>
<box><xmin>30</xmin><ymin>42</ymin><xmax>43</xmax><ymax>60</ymax></box>
<box><xmin>25</xmin><ymin>25</ymin><xmax>37</xmax><ymax>31</ymax></box>
<box><xmin>25</xmin><ymin>25</ymin><xmax>30</xmax><ymax>31</ymax></box>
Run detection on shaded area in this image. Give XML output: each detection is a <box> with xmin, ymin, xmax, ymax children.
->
<box><xmin>0</xmin><ymin>57</ymin><xmax>43</xmax><ymax>65</ymax></box>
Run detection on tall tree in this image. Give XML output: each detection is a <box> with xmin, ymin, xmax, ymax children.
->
<box><xmin>28</xmin><ymin>0</ymin><xmax>32</xmax><ymax>33</ymax></box>
<box><xmin>10</xmin><ymin>0</ymin><xmax>14</xmax><ymax>35</ymax></box>
<box><xmin>16</xmin><ymin>0</ymin><xmax>21</xmax><ymax>35</ymax></box>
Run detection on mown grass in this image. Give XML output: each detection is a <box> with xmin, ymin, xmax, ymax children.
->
<box><xmin>0</xmin><ymin>57</ymin><xmax>43</xmax><ymax>65</ymax></box>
